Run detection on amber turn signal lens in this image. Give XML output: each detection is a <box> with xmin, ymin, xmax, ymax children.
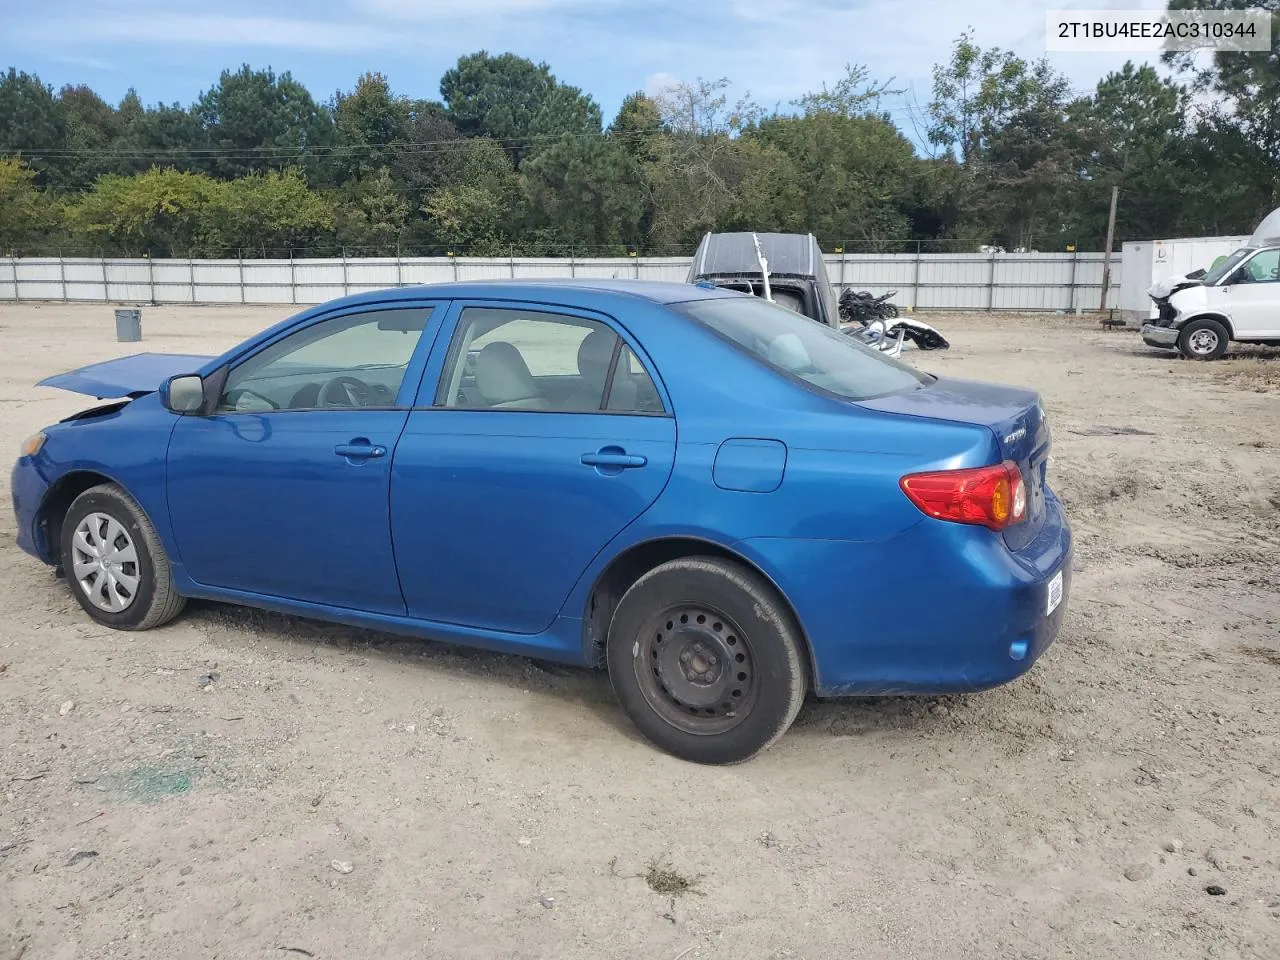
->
<box><xmin>20</xmin><ymin>432</ymin><xmax>47</xmax><ymax>457</ymax></box>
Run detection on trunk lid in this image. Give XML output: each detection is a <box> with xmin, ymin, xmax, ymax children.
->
<box><xmin>858</xmin><ymin>376</ymin><xmax>1051</xmax><ymax>550</ymax></box>
<box><xmin>37</xmin><ymin>353</ymin><xmax>212</xmax><ymax>399</ymax></box>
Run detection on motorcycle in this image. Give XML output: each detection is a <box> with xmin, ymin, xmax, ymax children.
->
<box><xmin>839</xmin><ymin>288</ymin><xmax>900</xmax><ymax>323</ymax></box>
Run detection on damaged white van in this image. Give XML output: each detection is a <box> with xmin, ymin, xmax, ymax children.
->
<box><xmin>1142</xmin><ymin>208</ymin><xmax>1280</xmax><ymax>360</ymax></box>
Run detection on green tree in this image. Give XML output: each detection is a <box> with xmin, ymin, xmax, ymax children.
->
<box><xmin>753</xmin><ymin>111</ymin><xmax>918</xmax><ymax>247</ymax></box>
<box><xmin>196</xmin><ymin>65</ymin><xmax>335</xmax><ymax>179</ymax></box>
<box><xmin>395</xmin><ymin>99</ymin><xmax>464</xmax><ymax>211</ymax></box>
<box><xmin>793</xmin><ymin>63</ymin><xmax>902</xmax><ymax>119</ymax></box>
<box><xmin>333</xmin><ymin>72</ymin><xmax>411</xmax><ymax>184</ymax></box>
<box><xmin>609</xmin><ymin>92</ymin><xmax>662</xmax><ymax>163</ymax></box>
<box><xmin>723</xmin><ymin>139</ymin><xmax>807</xmax><ymax>236</ymax></box>
<box><xmin>1064</xmin><ymin>63</ymin><xmax>1193</xmax><ymax>243</ymax></box>
<box><xmin>57</xmin><ymin>84</ymin><xmax>122</xmax><ymax>190</ymax></box>
<box><xmin>651</xmin><ymin>77</ymin><xmax>761</xmax><ymax>136</ymax></box>
<box><xmin>1165</xmin><ymin>0</ymin><xmax>1279</xmax><ymax>227</ymax></box>
<box><xmin>0</xmin><ymin>68</ymin><xmax>68</xmax><ymax>185</ymax></box>
<box><xmin>523</xmin><ymin>135</ymin><xmax>645</xmax><ymax>252</ymax></box>
<box><xmin>200</xmin><ymin>168</ymin><xmax>333</xmax><ymax>256</ymax></box>
<box><xmin>980</xmin><ymin>105</ymin><xmax>1076</xmax><ymax>250</ymax></box>
<box><xmin>332</xmin><ymin>167</ymin><xmax>410</xmax><ymax>254</ymax></box>
<box><xmin>114</xmin><ymin>92</ymin><xmax>208</xmax><ymax>176</ymax></box>
<box><xmin>421</xmin><ymin>138</ymin><xmax>522</xmax><ymax>253</ymax></box>
<box><xmin>66</xmin><ymin>168</ymin><xmax>216</xmax><ymax>255</ymax></box>
<box><xmin>927</xmin><ymin>31</ymin><xmax>1071</xmax><ymax>163</ymax></box>
<box><xmin>440</xmin><ymin>52</ymin><xmax>602</xmax><ymax>163</ymax></box>
<box><xmin>0</xmin><ymin>157</ymin><xmax>58</xmax><ymax>253</ymax></box>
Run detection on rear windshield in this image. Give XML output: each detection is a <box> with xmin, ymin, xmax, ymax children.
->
<box><xmin>674</xmin><ymin>295</ymin><xmax>929</xmax><ymax>400</ymax></box>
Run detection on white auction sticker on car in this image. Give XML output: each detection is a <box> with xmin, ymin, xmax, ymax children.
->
<box><xmin>1046</xmin><ymin>570</ymin><xmax>1064</xmax><ymax>616</ymax></box>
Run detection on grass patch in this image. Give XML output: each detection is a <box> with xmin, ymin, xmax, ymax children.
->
<box><xmin>609</xmin><ymin>855</ymin><xmax>706</xmax><ymax>909</ymax></box>
<box><xmin>1212</xmin><ymin>349</ymin><xmax>1280</xmax><ymax>392</ymax></box>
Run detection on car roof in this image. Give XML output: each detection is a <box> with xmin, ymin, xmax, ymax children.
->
<box><xmin>325</xmin><ymin>278</ymin><xmax>737</xmax><ymax>310</ymax></box>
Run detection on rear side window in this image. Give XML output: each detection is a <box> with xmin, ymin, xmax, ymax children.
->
<box><xmin>674</xmin><ymin>296</ymin><xmax>928</xmax><ymax>401</ymax></box>
<box><xmin>434</xmin><ymin>306</ymin><xmax>665</xmax><ymax>414</ymax></box>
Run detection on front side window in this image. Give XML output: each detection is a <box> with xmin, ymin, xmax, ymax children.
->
<box><xmin>217</xmin><ymin>307</ymin><xmax>432</xmax><ymax>413</ymax></box>
<box><xmin>1237</xmin><ymin>249</ymin><xmax>1279</xmax><ymax>284</ymax></box>
<box><xmin>674</xmin><ymin>295</ymin><xmax>928</xmax><ymax>401</ymax></box>
<box><xmin>436</xmin><ymin>306</ymin><xmax>663</xmax><ymax>414</ymax></box>
<box><xmin>1203</xmin><ymin>248</ymin><xmax>1252</xmax><ymax>286</ymax></box>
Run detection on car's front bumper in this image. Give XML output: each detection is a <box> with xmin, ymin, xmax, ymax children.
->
<box><xmin>736</xmin><ymin>490</ymin><xmax>1073</xmax><ymax>697</ymax></box>
<box><xmin>1141</xmin><ymin>323</ymin><xmax>1179</xmax><ymax>348</ymax></box>
<box><xmin>11</xmin><ymin>456</ymin><xmax>51</xmax><ymax>561</ymax></box>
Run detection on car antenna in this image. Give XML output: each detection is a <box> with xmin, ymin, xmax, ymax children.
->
<box><xmin>752</xmin><ymin>232</ymin><xmax>774</xmax><ymax>303</ymax></box>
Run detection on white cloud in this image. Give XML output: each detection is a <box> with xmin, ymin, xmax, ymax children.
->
<box><xmin>355</xmin><ymin>0</ymin><xmax>605</xmax><ymax>18</ymax></box>
<box><xmin>35</xmin><ymin>15</ymin><xmax>400</xmax><ymax>51</ymax></box>
<box><xmin>644</xmin><ymin>72</ymin><xmax>680</xmax><ymax>98</ymax></box>
<box><xmin>584</xmin><ymin>0</ymin><xmax>1171</xmax><ymax>123</ymax></box>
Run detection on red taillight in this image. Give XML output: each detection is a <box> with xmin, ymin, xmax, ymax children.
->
<box><xmin>900</xmin><ymin>460</ymin><xmax>1027</xmax><ymax>531</ymax></box>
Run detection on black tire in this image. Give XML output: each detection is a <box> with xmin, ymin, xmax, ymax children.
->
<box><xmin>60</xmin><ymin>483</ymin><xmax>186</xmax><ymax>631</ymax></box>
<box><xmin>606</xmin><ymin>557</ymin><xmax>806</xmax><ymax>764</ymax></box>
<box><xmin>880</xmin><ymin>303</ymin><xmax>899</xmax><ymax>319</ymax></box>
<box><xmin>1177</xmin><ymin>317</ymin><xmax>1229</xmax><ymax>361</ymax></box>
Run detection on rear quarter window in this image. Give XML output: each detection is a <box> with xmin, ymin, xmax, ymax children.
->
<box><xmin>674</xmin><ymin>295</ymin><xmax>929</xmax><ymax>401</ymax></box>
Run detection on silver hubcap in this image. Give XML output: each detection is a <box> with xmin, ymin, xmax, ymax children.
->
<box><xmin>71</xmin><ymin>512</ymin><xmax>140</xmax><ymax>613</ymax></box>
<box><xmin>1188</xmin><ymin>329</ymin><xmax>1219</xmax><ymax>354</ymax></box>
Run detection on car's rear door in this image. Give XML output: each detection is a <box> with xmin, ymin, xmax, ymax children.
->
<box><xmin>389</xmin><ymin>300</ymin><xmax>675</xmax><ymax>634</ymax></box>
<box><xmin>166</xmin><ymin>302</ymin><xmax>444</xmax><ymax>614</ymax></box>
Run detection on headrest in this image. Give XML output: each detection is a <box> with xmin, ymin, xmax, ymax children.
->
<box><xmin>577</xmin><ymin>328</ymin><xmax>616</xmax><ymax>385</ymax></box>
<box><xmin>475</xmin><ymin>342</ymin><xmax>538</xmax><ymax>405</ymax></box>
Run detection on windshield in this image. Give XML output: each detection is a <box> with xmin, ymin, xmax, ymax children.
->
<box><xmin>674</xmin><ymin>295</ymin><xmax>929</xmax><ymax>401</ymax></box>
<box><xmin>1202</xmin><ymin>248</ymin><xmax>1253</xmax><ymax>286</ymax></box>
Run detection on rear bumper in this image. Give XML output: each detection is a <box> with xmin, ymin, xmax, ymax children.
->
<box><xmin>736</xmin><ymin>490</ymin><xmax>1072</xmax><ymax>697</ymax></box>
<box><xmin>11</xmin><ymin>456</ymin><xmax>51</xmax><ymax>561</ymax></box>
<box><xmin>1141</xmin><ymin>323</ymin><xmax>1179</xmax><ymax>348</ymax></box>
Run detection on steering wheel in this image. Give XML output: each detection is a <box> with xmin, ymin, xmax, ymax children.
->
<box><xmin>223</xmin><ymin>387</ymin><xmax>280</xmax><ymax>411</ymax></box>
<box><xmin>318</xmin><ymin>375</ymin><xmax>374</xmax><ymax>407</ymax></box>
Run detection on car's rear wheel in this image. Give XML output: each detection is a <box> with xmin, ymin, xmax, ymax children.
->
<box><xmin>60</xmin><ymin>483</ymin><xmax>186</xmax><ymax>630</ymax></box>
<box><xmin>606</xmin><ymin>557</ymin><xmax>806</xmax><ymax>764</ymax></box>
<box><xmin>1178</xmin><ymin>317</ymin><xmax>1229</xmax><ymax>361</ymax></box>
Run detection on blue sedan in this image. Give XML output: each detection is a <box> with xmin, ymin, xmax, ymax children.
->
<box><xmin>12</xmin><ymin>280</ymin><xmax>1071</xmax><ymax>763</ymax></box>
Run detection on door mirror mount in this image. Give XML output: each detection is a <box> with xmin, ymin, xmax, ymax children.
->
<box><xmin>162</xmin><ymin>374</ymin><xmax>207</xmax><ymax>414</ymax></box>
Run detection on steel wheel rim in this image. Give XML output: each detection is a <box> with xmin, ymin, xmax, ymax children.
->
<box><xmin>632</xmin><ymin>604</ymin><xmax>758</xmax><ymax>736</ymax></box>
<box><xmin>71</xmin><ymin>512</ymin><xmax>140</xmax><ymax>613</ymax></box>
<box><xmin>1188</xmin><ymin>329</ymin><xmax>1219</xmax><ymax>354</ymax></box>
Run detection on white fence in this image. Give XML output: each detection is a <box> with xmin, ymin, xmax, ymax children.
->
<box><xmin>0</xmin><ymin>252</ymin><xmax>1121</xmax><ymax>312</ymax></box>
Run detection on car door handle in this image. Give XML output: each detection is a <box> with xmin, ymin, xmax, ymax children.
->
<box><xmin>581</xmin><ymin>450</ymin><xmax>647</xmax><ymax>469</ymax></box>
<box><xmin>334</xmin><ymin>440</ymin><xmax>386</xmax><ymax>459</ymax></box>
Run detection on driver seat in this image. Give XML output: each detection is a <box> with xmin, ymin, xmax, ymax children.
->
<box><xmin>474</xmin><ymin>342</ymin><xmax>550</xmax><ymax>409</ymax></box>
<box><xmin>289</xmin><ymin>382</ymin><xmax>322</xmax><ymax>409</ymax></box>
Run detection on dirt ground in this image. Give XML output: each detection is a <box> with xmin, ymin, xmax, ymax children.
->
<box><xmin>1</xmin><ymin>302</ymin><xmax>1277</xmax><ymax>960</ymax></box>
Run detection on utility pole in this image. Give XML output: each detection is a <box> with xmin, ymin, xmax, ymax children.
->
<box><xmin>1099</xmin><ymin>185</ymin><xmax>1119</xmax><ymax>312</ymax></box>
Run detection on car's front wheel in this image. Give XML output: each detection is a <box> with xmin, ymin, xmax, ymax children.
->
<box><xmin>60</xmin><ymin>483</ymin><xmax>186</xmax><ymax>630</ymax></box>
<box><xmin>1177</xmin><ymin>317</ymin><xmax>1230</xmax><ymax>361</ymax></box>
<box><xmin>606</xmin><ymin>557</ymin><xmax>806</xmax><ymax>764</ymax></box>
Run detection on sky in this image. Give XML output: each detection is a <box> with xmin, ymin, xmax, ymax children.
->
<box><xmin>2</xmin><ymin>0</ymin><xmax>1172</xmax><ymax>150</ymax></box>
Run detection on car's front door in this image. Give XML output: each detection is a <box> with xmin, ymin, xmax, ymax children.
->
<box><xmin>390</xmin><ymin>301</ymin><xmax>676</xmax><ymax>635</ymax></box>
<box><xmin>166</xmin><ymin>303</ymin><xmax>441</xmax><ymax>614</ymax></box>
<box><xmin>1225</xmin><ymin>249</ymin><xmax>1280</xmax><ymax>337</ymax></box>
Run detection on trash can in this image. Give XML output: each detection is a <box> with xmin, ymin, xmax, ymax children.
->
<box><xmin>114</xmin><ymin>308</ymin><xmax>141</xmax><ymax>342</ymax></box>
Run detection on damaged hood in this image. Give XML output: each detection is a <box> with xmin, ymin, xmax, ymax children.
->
<box><xmin>1148</xmin><ymin>275</ymin><xmax>1202</xmax><ymax>301</ymax></box>
<box><xmin>38</xmin><ymin>353</ymin><xmax>213</xmax><ymax>399</ymax></box>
